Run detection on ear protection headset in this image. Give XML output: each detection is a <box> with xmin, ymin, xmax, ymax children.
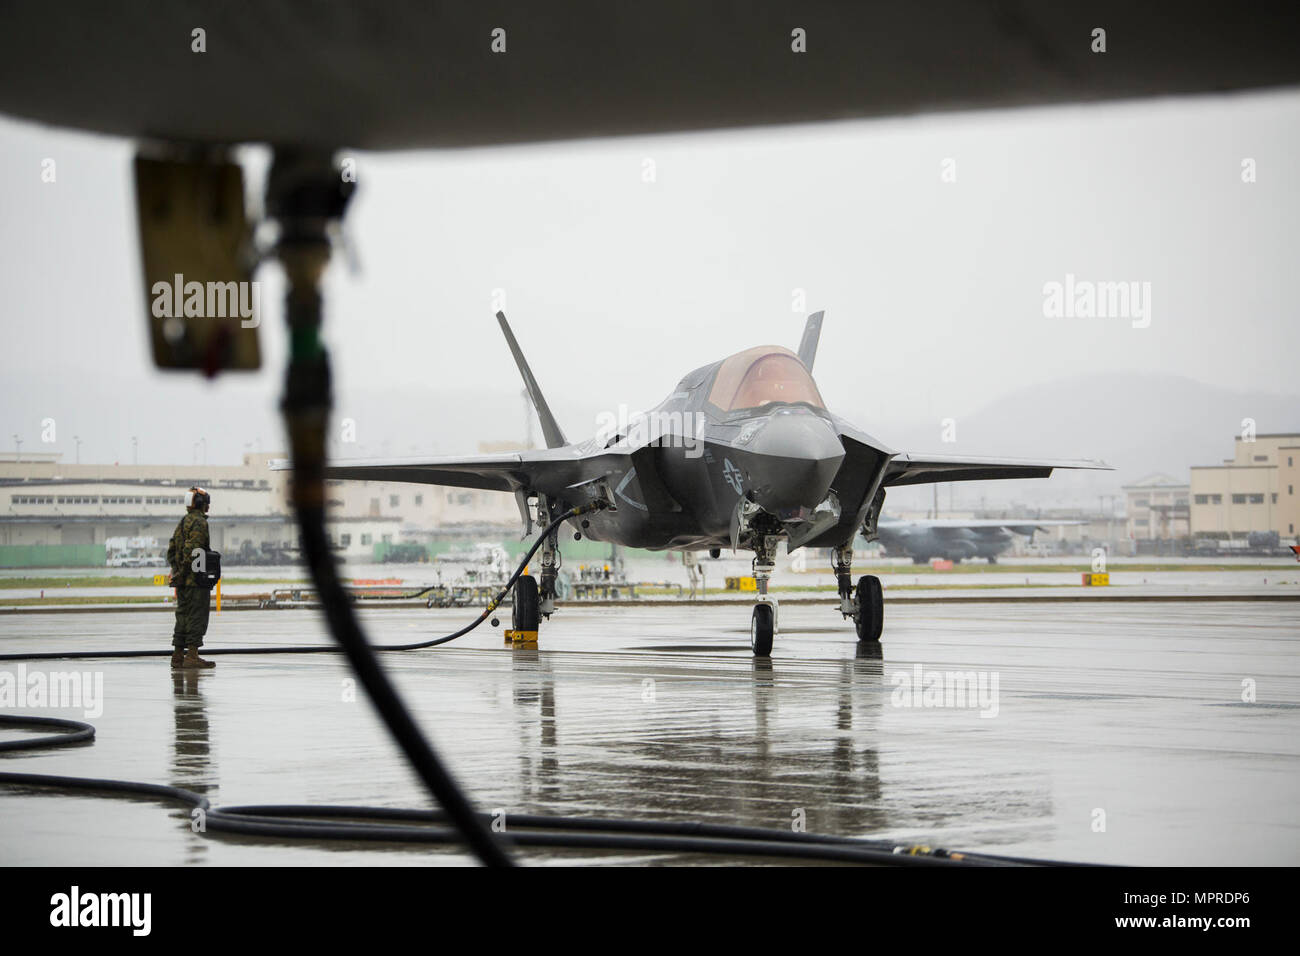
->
<box><xmin>185</xmin><ymin>486</ymin><xmax>211</xmax><ymax>510</ymax></box>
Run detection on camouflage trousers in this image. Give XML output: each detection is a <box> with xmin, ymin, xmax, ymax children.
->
<box><xmin>172</xmin><ymin>586</ymin><xmax>212</xmax><ymax>650</ymax></box>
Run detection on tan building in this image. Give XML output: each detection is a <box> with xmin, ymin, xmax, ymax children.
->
<box><xmin>1190</xmin><ymin>433</ymin><xmax>1300</xmax><ymax>541</ymax></box>
<box><xmin>1279</xmin><ymin>444</ymin><xmax>1300</xmax><ymax>539</ymax></box>
<box><xmin>1</xmin><ymin>452</ymin><xmax>292</xmax><ymax>559</ymax></box>
<box><xmin>1122</xmin><ymin>473</ymin><xmax>1189</xmax><ymax>541</ymax></box>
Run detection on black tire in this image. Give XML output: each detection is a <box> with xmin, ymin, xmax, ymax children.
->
<box><xmin>750</xmin><ymin>603</ymin><xmax>774</xmax><ymax>657</ymax></box>
<box><xmin>855</xmin><ymin>574</ymin><xmax>884</xmax><ymax>642</ymax></box>
<box><xmin>512</xmin><ymin>575</ymin><xmax>540</xmax><ymax>632</ymax></box>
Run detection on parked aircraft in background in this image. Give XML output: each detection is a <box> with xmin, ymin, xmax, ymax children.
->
<box><xmin>875</xmin><ymin>518</ymin><xmax>1084</xmax><ymax>564</ymax></box>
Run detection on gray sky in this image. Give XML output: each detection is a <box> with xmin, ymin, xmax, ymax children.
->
<box><xmin>1</xmin><ymin>88</ymin><xmax>1297</xmax><ymax>471</ymax></box>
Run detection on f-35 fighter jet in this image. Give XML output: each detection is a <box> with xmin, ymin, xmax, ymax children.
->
<box><xmin>324</xmin><ymin>312</ymin><xmax>1109</xmax><ymax>655</ymax></box>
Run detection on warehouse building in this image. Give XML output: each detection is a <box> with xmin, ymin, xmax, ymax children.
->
<box><xmin>0</xmin><ymin>449</ymin><xmax>519</xmax><ymax>567</ymax></box>
<box><xmin>1190</xmin><ymin>433</ymin><xmax>1300</xmax><ymax>542</ymax></box>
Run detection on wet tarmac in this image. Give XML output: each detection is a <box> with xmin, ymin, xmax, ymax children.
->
<box><xmin>1</xmin><ymin>599</ymin><xmax>1298</xmax><ymax>865</ymax></box>
<box><xmin>5</xmin><ymin>556</ymin><xmax>1299</xmax><ymax>604</ymax></box>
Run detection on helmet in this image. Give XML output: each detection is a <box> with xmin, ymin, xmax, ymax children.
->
<box><xmin>186</xmin><ymin>486</ymin><xmax>211</xmax><ymax>511</ymax></box>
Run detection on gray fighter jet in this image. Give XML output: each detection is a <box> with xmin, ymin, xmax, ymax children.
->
<box><xmin>874</xmin><ymin>517</ymin><xmax>1084</xmax><ymax>564</ymax></box>
<box><xmin>323</xmin><ymin>312</ymin><xmax>1109</xmax><ymax>655</ymax></box>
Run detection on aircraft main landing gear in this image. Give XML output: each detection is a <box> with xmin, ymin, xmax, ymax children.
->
<box><xmin>751</xmin><ymin>602</ymin><xmax>774</xmax><ymax>656</ymax></box>
<box><xmin>506</xmin><ymin>495</ymin><xmax>566</xmax><ymax>645</ymax></box>
<box><xmin>511</xmin><ymin>574</ymin><xmax>540</xmax><ymax>639</ymax></box>
<box><xmin>854</xmin><ymin>575</ymin><xmax>883</xmax><ymax>642</ymax></box>
<box><xmin>537</xmin><ymin>501</ymin><xmax>561</xmax><ymax>621</ymax></box>
<box><xmin>835</xmin><ymin>544</ymin><xmax>883</xmax><ymax>643</ymax></box>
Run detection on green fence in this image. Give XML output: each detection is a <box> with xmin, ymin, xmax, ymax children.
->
<box><xmin>0</xmin><ymin>544</ymin><xmax>108</xmax><ymax>568</ymax></box>
<box><xmin>372</xmin><ymin>540</ymin><xmax>431</xmax><ymax>563</ymax></box>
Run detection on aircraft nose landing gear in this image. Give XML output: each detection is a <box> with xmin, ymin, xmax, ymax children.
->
<box><xmin>749</xmin><ymin>535</ymin><xmax>779</xmax><ymax>657</ymax></box>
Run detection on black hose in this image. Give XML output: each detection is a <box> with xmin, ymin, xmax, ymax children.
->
<box><xmin>0</xmin><ymin>714</ymin><xmax>1060</xmax><ymax>865</ymax></box>
<box><xmin>0</xmin><ymin>504</ymin><xmax>593</xmax><ymax>664</ymax></box>
<box><xmin>270</xmin><ymin>183</ymin><xmax>511</xmax><ymax>868</ymax></box>
<box><xmin>0</xmin><ymin>714</ymin><xmax>95</xmax><ymax>751</ymax></box>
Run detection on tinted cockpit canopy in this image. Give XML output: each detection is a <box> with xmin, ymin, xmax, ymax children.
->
<box><xmin>706</xmin><ymin>346</ymin><xmax>825</xmax><ymax>413</ymax></box>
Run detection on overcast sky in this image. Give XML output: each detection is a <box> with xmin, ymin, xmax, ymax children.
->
<box><xmin>1</xmin><ymin>88</ymin><xmax>1297</xmax><ymax>468</ymax></box>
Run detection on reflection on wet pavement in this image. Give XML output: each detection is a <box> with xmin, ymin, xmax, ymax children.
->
<box><xmin>1</xmin><ymin>600</ymin><xmax>1297</xmax><ymax>865</ymax></box>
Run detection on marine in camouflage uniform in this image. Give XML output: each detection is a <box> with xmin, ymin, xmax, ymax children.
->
<box><xmin>168</xmin><ymin>490</ymin><xmax>216</xmax><ymax>668</ymax></box>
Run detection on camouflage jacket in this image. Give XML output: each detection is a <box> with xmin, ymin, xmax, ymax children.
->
<box><xmin>168</xmin><ymin>508</ymin><xmax>210</xmax><ymax>587</ymax></box>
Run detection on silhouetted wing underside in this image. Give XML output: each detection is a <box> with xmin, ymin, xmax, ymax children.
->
<box><xmin>272</xmin><ymin>454</ymin><xmax>550</xmax><ymax>493</ymax></box>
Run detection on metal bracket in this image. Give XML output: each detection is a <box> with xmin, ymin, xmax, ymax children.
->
<box><xmin>860</xmin><ymin>486</ymin><xmax>886</xmax><ymax>542</ymax></box>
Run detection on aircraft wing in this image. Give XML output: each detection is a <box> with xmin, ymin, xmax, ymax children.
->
<box><xmin>887</xmin><ymin>517</ymin><xmax>1087</xmax><ymax>537</ymax></box>
<box><xmin>272</xmin><ymin>453</ymin><xmax>547</xmax><ymax>493</ymax></box>
<box><xmin>883</xmin><ymin>454</ymin><xmax>1111</xmax><ymax>487</ymax></box>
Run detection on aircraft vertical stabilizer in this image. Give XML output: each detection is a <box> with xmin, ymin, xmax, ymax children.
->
<box><xmin>797</xmin><ymin>310</ymin><xmax>824</xmax><ymax>371</ymax></box>
<box><xmin>496</xmin><ymin>311</ymin><xmax>568</xmax><ymax>449</ymax></box>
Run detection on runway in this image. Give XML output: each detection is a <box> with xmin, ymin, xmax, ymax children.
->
<box><xmin>2</xmin><ymin>600</ymin><xmax>1298</xmax><ymax>865</ymax></box>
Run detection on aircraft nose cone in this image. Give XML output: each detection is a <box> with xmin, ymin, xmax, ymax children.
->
<box><xmin>744</xmin><ymin>411</ymin><xmax>844</xmax><ymax>512</ymax></box>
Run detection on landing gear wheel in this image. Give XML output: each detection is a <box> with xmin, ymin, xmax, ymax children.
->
<box><xmin>512</xmin><ymin>574</ymin><xmax>540</xmax><ymax>632</ymax></box>
<box><xmin>854</xmin><ymin>575</ymin><xmax>883</xmax><ymax>642</ymax></box>
<box><xmin>750</xmin><ymin>603</ymin><xmax>774</xmax><ymax>657</ymax></box>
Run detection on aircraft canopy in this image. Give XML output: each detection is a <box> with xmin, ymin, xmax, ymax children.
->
<box><xmin>707</xmin><ymin>346</ymin><xmax>825</xmax><ymax>412</ymax></box>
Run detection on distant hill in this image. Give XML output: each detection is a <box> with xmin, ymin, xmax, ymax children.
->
<box><xmin>872</xmin><ymin>372</ymin><xmax>1300</xmax><ymax>511</ymax></box>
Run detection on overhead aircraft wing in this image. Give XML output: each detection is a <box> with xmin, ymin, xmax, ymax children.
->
<box><xmin>271</xmin><ymin>452</ymin><xmax>552</xmax><ymax>493</ymax></box>
<box><xmin>1</xmin><ymin>3</ymin><xmax>1298</xmax><ymax>149</ymax></box>
<box><xmin>883</xmin><ymin>454</ymin><xmax>1111</xmax><ymax>487</ymax></box>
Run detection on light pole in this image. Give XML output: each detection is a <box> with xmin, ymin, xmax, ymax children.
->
<box><xmin>74</xmin><ymin>435</ymin><xmax>82</xmax><ymax>464</ymax></box>
<box><xmin>132</xmin><ymin>436</ymin><xmax>138</xmax><ymax>465</ymax></box>
<box><xmin>12</xmin><ymin>435</ymin><xmax>21</xmax><ymax>462</ymax></box>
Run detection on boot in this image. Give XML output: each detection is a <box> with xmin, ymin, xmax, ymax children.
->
<box><xmin>182</xmin><ymin>646</ymin><xmax>216</xmax><ymax>669</ymax></box>
<box><xmin>170</xmin><ymin>649</ymin><xmax>185</xmax><ymax>668</ymax></box>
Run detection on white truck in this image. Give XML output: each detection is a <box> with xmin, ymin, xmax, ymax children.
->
<box><xmin>106</xmin><ymin>536</ymin><xmax>166</xmax><ymax>568</ymax></box>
